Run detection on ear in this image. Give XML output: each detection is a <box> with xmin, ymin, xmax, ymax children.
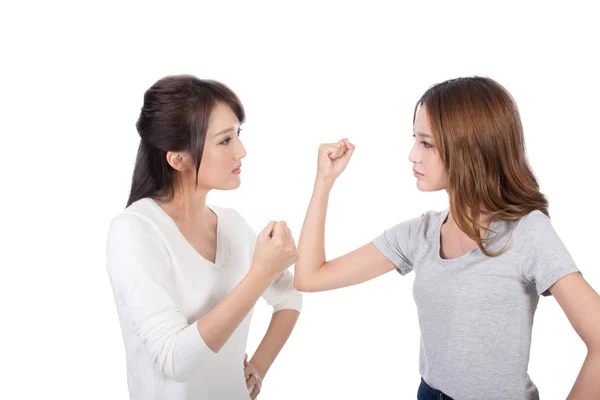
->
<box><xmin>166</xmin><ymin>151</ymin><xmax>191</xmax><ymax>171</ymax></box>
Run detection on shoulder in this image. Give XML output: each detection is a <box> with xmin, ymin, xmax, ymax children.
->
<box><xmin>422</xmin><ymin>209</ymin><xmax>446</xmax><ymax>225</ymax></box>
<box><xmin>408</xmin><ymin>209</ymin><xmax>445</xmax><ymax>235</ymax></box>
<box><xmin>108</xmin><ymin>198</ymin><xmax>163</xmax><ymax>240</ymax></box>
<box><xmin>394</xmin><ymin>209</ymin><xmax>442</xmax><ymax>227</ymax></box>
<box><xmin>390</xmin><ymin>209</ymin><xmax>444</xmax><ymax>229</ymax></box>
<box><xmin>380</xmin><ymin>209</ymin><xmax>443</xmax><ymax>241</ymax></box>
<box><xmin>515</xmin><ymin>209</ymin><xmax>552</xmax><ymax>240</ymax></box>
<box><xmin>409</xmin><ymin>209</ymin><xmax>445</xmax><ymax>241</ymax></box>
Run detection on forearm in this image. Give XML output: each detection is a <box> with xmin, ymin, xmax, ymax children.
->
<box><xmin>197</xmin><ymin>267</ymin><xmax>275</xmax><ymax>353</ymax></box>
<box><xmin>567</xmin><ymin>348</ymin><xmax>600</xmax><ymax>399</ymax></box>
<box><xmin>250</xmin><ymin>309</ymin><xmax>300</xmax><ymax>378</ymax></box>
<box><xmin>295</xmin><ymin>177</ymin><xmax>334</xmax><ymax>286</ymax></box>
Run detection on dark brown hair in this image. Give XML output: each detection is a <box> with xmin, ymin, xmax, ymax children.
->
<box><xmin>127</xmin><ymin>75</ymin><xmax>245</xmax><ymax>207</ymax></box>
<box><xmin>414</xmin><ymin>77</ymin><xmax>548</xmax><ymax>256</ymax></box>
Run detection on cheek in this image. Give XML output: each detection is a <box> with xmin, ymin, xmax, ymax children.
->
<box><xmin>198</xmin><ymin>148</ymin><xmax>233</xmax><ymax>180</ymax></box>
<box><xmin>196</xmin><ymin>151</ymin><xmax>221</xmax><ymax>178</ymax></box>
<box><xmin>202</xmin><ymin>147</ymin><xmax>228</xmax><ymax>166</ymax></box>
<box><xmin>432</xmin><ymin>154</ymin><xmax>445</xmax><ymax>174</ymax></box>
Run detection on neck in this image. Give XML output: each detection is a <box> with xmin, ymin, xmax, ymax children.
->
<box><xmin>159</xmin><ymin>178</ymin><xmax>211</xmax><ymax>223</ymax></box>
<box><xmin>446</xmin><ymin>203</ymin><xmax>493</xmax><ymax>231</ymax></box>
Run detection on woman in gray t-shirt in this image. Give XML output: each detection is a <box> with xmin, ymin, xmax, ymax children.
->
<box><xmin>293</xmin><ymin>76</ymin><xmax>600</xmax><ymax>400</ymax></box>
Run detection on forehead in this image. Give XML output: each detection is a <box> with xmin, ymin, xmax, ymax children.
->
<box><xmin>414</xmin><ymin>104</ymin><xmax>430</xmax><ymax>131</ymax></box>
<box><xmin>208</xmin><ymin>102</ymin><xmax>240</xmax><ymax>134</ymax></box>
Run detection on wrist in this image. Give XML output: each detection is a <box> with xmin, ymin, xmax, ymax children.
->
<box><xmin>314</xmin><ymin>175</ymin><xmax>335</xmax><ymax>191</ymax></box>
<box><xmin>248</xmin><ymin>263</ymin><xmax>279</xmax><ymax>284</ymax></box>
<box><xmin>249</xmin><ymin>357</ymin><xmax>268</xmax><ymax>378</ymax></box>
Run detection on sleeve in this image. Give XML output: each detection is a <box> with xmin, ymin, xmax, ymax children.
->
<box><xmin>244</xmin><ymin>220</ymin><xmax>303</xmax><ymax>314</ymax></box>
<box><xmin>105</xmin><ymin>213</ymin><xmax>218</xmax><ymax>382</ymax></box>
<box><xmin>516</xmin><ymin>210</ymin><xmax>580</xmax><ymax>296</ymax></box>
<box><xmin>371</xmin><ymin>214</ymin><xmax>423</xmax><ymax>276</ymax></box>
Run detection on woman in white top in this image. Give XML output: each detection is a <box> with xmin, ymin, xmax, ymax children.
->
<box><xmin>293</xmin><ymin>77</ymin><xmax>600</xmax><ymax>399</ymax></box>
<box><xmin>106</xmin><ymin>75</ymin><xmax>302</xmax><ymax>400</ymax></box>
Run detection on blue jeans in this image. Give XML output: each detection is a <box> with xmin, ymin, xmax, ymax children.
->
<box><xmin>417</xmin><ymin>378</ymin><xmax>454</xmax><ymax>400</ymax></box>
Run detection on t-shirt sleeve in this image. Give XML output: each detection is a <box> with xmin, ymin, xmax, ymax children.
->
<box><xmin>371</xmin><ymin>214</ymin><xmax>423</xmax><ymax>275</ymax></box>
<box><xmin>516</xmin><ymin>210</ymin><xmax>580</xmax><ymax>296</ymax></box>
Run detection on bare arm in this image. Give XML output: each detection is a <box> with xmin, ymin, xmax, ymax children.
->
<box><xmin>197</xmin><ymin>267</ymin><xmax>278</xmax><ymax>352</ymax></box>
<box><xmin>249</xmin><ymin>309</ymin><xmax>300</xmax><ymax>378</ymax></box>
<box><xmin>294</xmin><ymin>140</ymin><xmax>396</xmax><ymax>292</ymax></box>
<box><xmin>550</xmin><ymin>272</ymin><xmax>600</xmax><ymax>399</ymax></box>
<box><xmin>244</xmin><ymin>263</ymin><xmax>302</xmax><ymax>399</ymax></box>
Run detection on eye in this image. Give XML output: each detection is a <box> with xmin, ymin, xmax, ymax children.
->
<box><xmin>220</xmin><ymin>127</ymin><xmax>243</xmax><ymax>145</ymax></box>
<box><xmin>412</xmin><ymin>133</ymin><xmax>433</xmax><ymax>148</ymax></box>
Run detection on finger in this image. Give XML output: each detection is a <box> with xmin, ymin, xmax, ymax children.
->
<box><xmin>273</xmin><ymin>221</ymin><xmax>288</xmax><ymax>237</ymax></box>
<box><xmin>246</xmin><ymin>374</ymin><xmax>258</xmax><ymax>389</ymax></box>
<box><xmin>244</xmin><ymin>364</ymin><xmax>253</xmax><ymax>379</ymax></box>
<box><xmin>320</xmin><ymin>142</ymin><xmax>345</xmax><ymax>159</ymax></box>
<box><xmin>250</xmin><ymin>384</ymin><xmax>261</xmax><ymax>400</ymax></box>
<box><xmin>342</xmin><ymin>145</ymin><xmax>355</xmax><ymax>159</ymax></box>
<box><xmin>340</xmin><ymin>141</ymin><xmax>355</xmax><ymax>160</ymax></box>
<box><xmin>342</xmin><ymin>138</ymin><xmax>355</xmax><ymax>150</ymax></box>
<box><xmin>260</xmin><ymin>221</ymin><xmax>277</xmax><ymax>239</ymax></box>
<box><xmin>327</xmin><ymin>142</ymin><xmax>346</xmax><ymax>159</ymax></box>
<box><xmin>244</xmin><ymin>353</ymin><xmax>248</xmax><ymax>363</ymax></box>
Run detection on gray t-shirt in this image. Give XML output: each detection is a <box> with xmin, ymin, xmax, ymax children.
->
<box><xmin>372</xmin><ymin>209</ymin><xmax>579</xmax><ymax>400</ymax></box>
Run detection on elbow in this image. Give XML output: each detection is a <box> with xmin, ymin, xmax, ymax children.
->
<box><xmin>293</xmin><ymin>277</ymin><xmax>318</xmax><ymax>293</ymax></box>
<box><xmin>293</xmin><ymin>262</ymin><xmax>325</xmax><ymax>293</ymax></box>
<box><xmin>586</xmin><ymin>336</ymin><xmax>600</xmax><ymax>354</ymax></box>
<box><xmin>146</xmin><ymin>323</ymin><xmax>218</xmax><ymax>382</ymax></box>
<box><xmin>153</xmin><ymin>349</ymin><xmax>195</xmax><ymax>383</ymax></box>
<box><xmin>293</xmin><ymin>276</ymin><xmax>311</xmax><ymax>292</ymax></box>
<box><xmin>154</xmin><ymin>345</ymin><xmax>215</xmax><ymax>383</ymax></box>
<box><xmin>292</xmin><ymin>275</ymin><xmax>304</xmax><ymax>291</ymax></box>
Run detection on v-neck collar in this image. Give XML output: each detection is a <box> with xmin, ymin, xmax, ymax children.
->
<box><xmin>146</xmin><ymin>198</ymin><xmax>222</xmax><ymax>267</ymax></box>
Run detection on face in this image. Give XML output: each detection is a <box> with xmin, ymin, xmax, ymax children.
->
<box><xmin>168</xmin><ymin>101</ymin><xmax>246</xmax><ymax>191</ymax></box>
<box><xmin>409</xmin><ymin>105</ymin><xmax>448</xmax><ymax>192</ymax></box>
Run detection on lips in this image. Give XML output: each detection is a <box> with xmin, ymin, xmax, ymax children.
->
<box><xmin>413</xmin><ymin>169</ymin><xmax>423</xmax><ymax>176</ymax></box>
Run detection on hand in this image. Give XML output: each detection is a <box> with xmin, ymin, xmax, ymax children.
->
<box><xmin>316</xmin><ymin>138</ymin><xmax>355</xmax><ymax>183</ymax></box>
<box><xmin>251</xmin><ymin>221</ymin><xmax>300</xmax><ymax>279</ymax></box>
<box><xmin>244</xmin><ymin>353</ymin><xmax>263</xmax><ymax>399</ymax></box>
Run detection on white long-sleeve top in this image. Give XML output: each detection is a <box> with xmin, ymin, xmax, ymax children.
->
<box><xmin>105</xmin><ymin>198</ymin><xmax>303</xmax><ymax>400</ymax></box>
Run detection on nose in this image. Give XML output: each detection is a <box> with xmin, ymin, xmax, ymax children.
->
<box><xmin>408</xmin><ymin>142</ymin><xmax>421</xmax><ymax>164</ymax></box>
<box><xmin>235</xmin><ymin>137</ymin><xmax>247</xmax><ymax>160</ymax></box>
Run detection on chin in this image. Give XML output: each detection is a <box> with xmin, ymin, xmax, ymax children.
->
<box><xmin>416</xmin><ymin>180</ymin><xmax>443</xmax><ymax>192</ymax></box>
<box><xmin>222</xmin><ymin>178</ymin><xmax>242</xmax><ymax>191</ymax></box>
<box><xmin>416</xmin><ymin>180</ymin><xmax>429</xmax><ymax>192</ymax></box>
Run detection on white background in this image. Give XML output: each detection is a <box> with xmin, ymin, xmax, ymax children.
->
<box><xmin>2</xmin><ymin>1</ymin><xmax>599</xmax><ymax>399</ymax></box>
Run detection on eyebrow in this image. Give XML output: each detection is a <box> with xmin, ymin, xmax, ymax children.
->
<box><xmin>214</xmin><ymin>126</ymin><xmax>237</xmax><ymax>138</ymax></box>
<box><xmin>414</xmin><ymin>131</ymin><xmax>431</xmax><ymax>138</ymax></box>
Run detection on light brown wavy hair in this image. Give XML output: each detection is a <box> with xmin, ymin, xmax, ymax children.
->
<box><xmin>414</xmin><ymin>77</ymin><xmax>549</xmax><ymax>257</ymax></box>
